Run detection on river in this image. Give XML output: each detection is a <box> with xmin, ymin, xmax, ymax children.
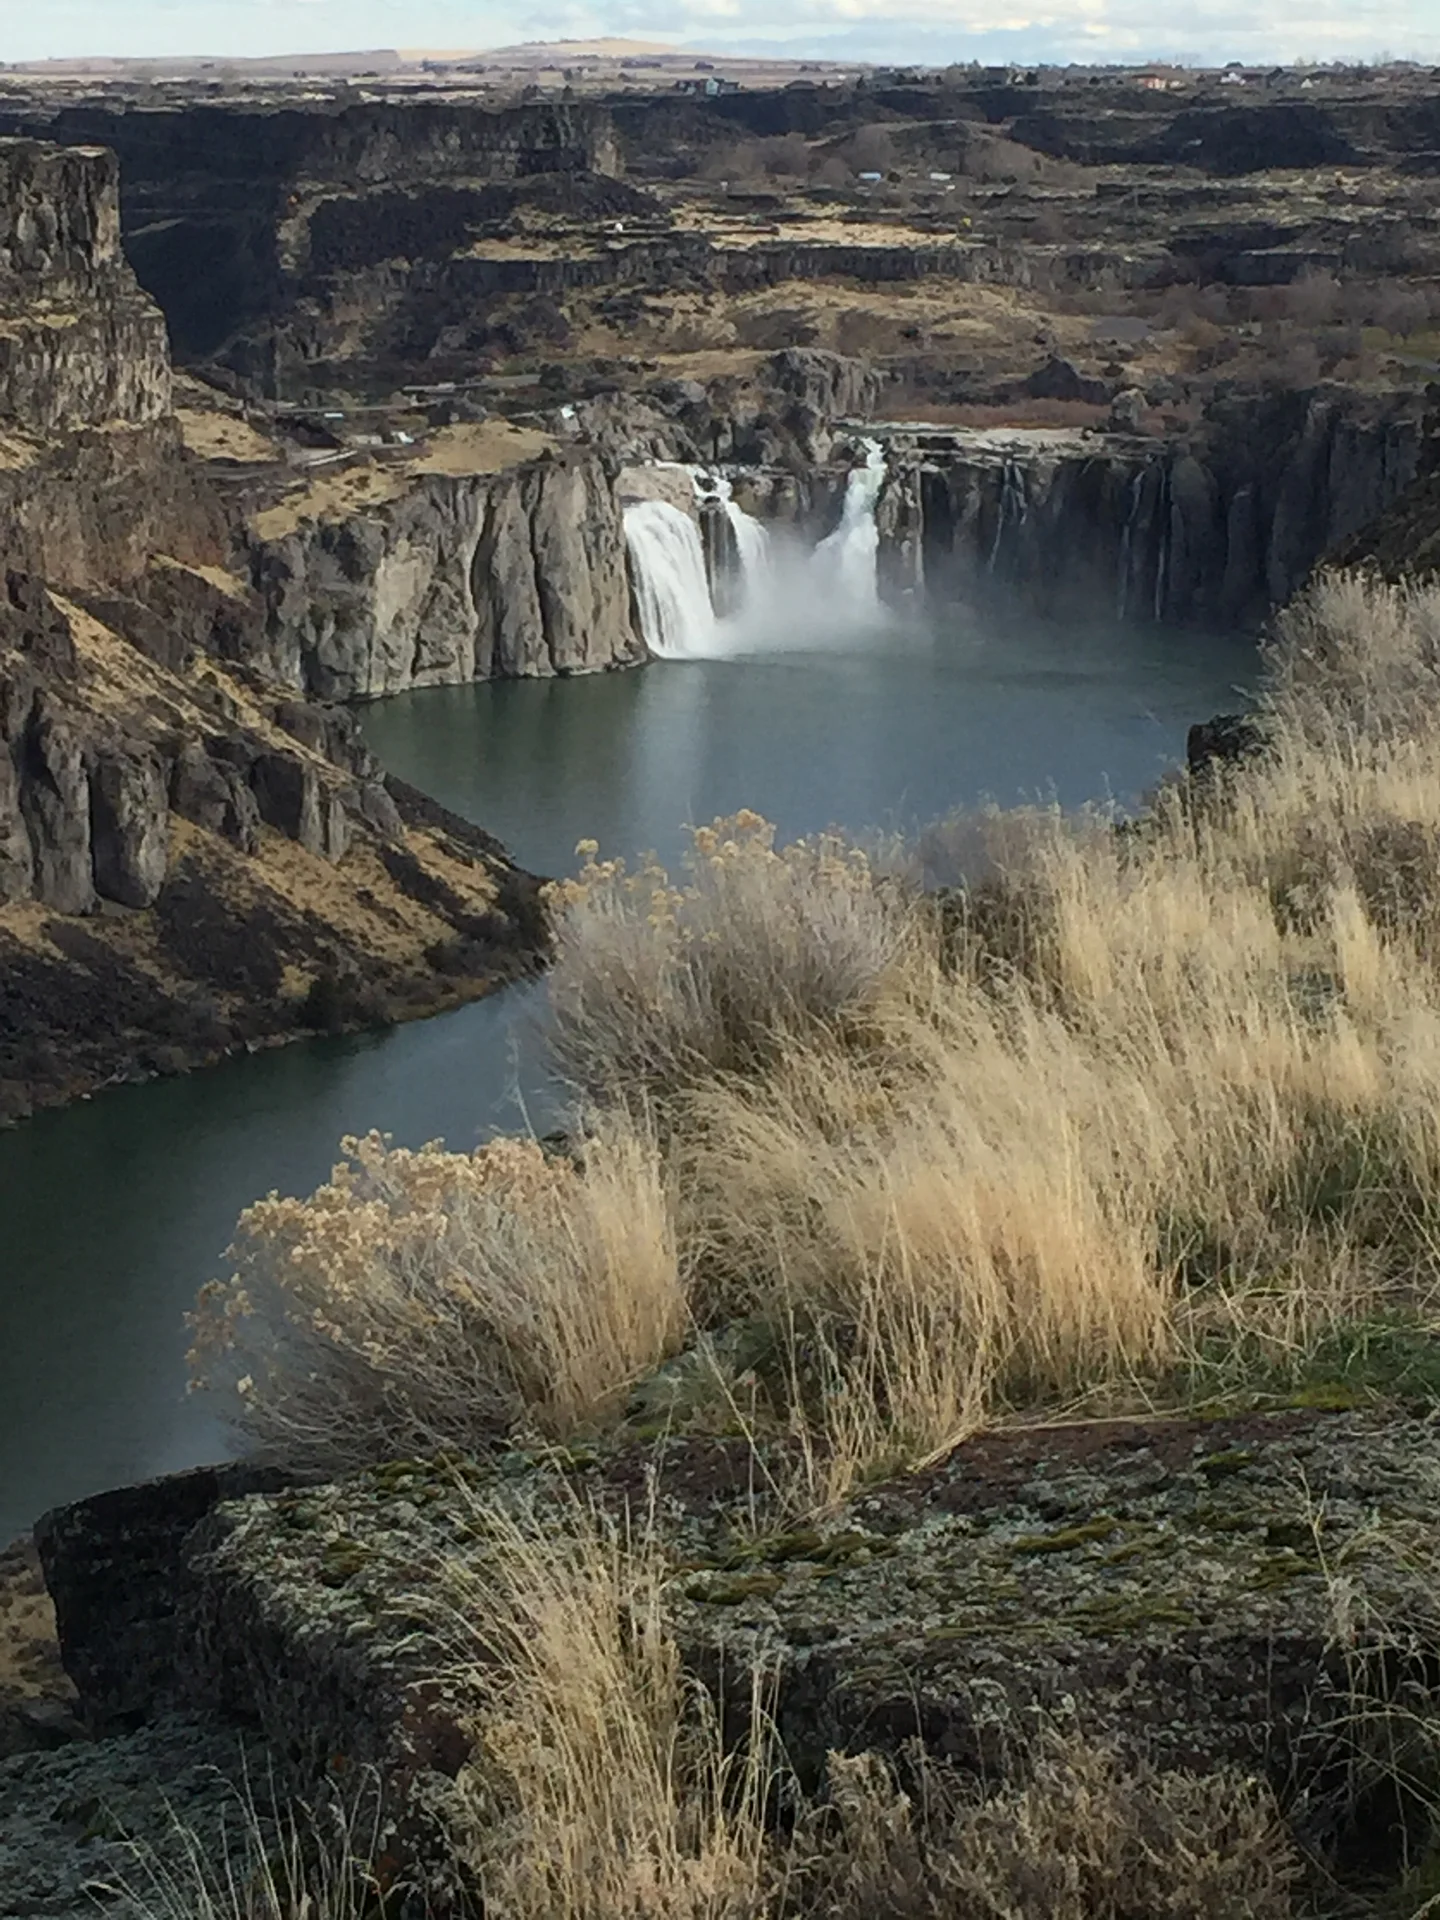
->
<box><xmin>0</xmin><ymin>607</ymin><xmax>1258</xmax><ymax>1545</ymax></box>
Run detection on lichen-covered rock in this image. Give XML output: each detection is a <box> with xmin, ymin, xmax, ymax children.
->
<box><xmin>33</xmin><ymin>1463</ymin><xmax>302</xmax><ymax>1733</ymax></box>
<box><xmin>0</xmin><ymin>1712</ymin><xmax>280</xmax><ymax>1919</ymax></box>
<box><xmin>36</xmin><ymin>1409</ymin><xmax>1440</xmax><ymax>1897</ymax></box>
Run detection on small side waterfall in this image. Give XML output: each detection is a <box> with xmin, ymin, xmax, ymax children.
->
<box><xmin>1117</xmin><ymin>469</ymin><xmax>1145</xmax><ymax>622</ymax></box>
<box><xmin>693</xmin><ymin>469</ymin><xmax>774</xmax><ymax>617</ymax></box>
<box><xmin>623</xmin><ymin>499</ymin><xmax>717</xmax><ymax>660</ymax></box>
<box><xmin>987</xmin><ymin>456</ymin><xmax>1029</xmax><ymax>575</ymax></box>
<box><xmin>812</xmin><ymin>439</ymin><xmax>886</xmax><ymax>612</ymax></box>
<box><xmin>725</xmin><ymin>494</ymin><xmax>773</xmax><ymax>610</ymax></box>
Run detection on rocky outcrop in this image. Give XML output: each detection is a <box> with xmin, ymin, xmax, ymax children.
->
<box><xmin>0</xmin><ymin>138</ymin><xmax>553</xmax><ymax>1123</ymax></box>
<box><xmin>24</xmin><ymin>1407</ymin><xmax>1440</xmax><ymax>1909</ymax></box>
<box><xmin>250</xmin><ymin>449</ymin><xmax>645</xmax><ymax>698</ymax></box>
<box><xmin>0</xmin><ymin>140</ymin><xmax>170</xmax><ymax>433</ymax></box>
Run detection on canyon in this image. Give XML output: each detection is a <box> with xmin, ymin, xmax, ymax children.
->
<box><xmin>2</xmin><ymin>57</ymin><xmax>1440</xmax><ymax>1914</ymax></box>
<box><xmin>0</xmin><ymin>64</ymin><xmax>1435</xmax><ymax>1109</ymax></box>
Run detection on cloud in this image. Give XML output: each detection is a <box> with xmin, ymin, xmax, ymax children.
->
<box><xmin>0</xmin><ymin>0</ymin><xmax>1433</xmax><ymax>64</ymax></box>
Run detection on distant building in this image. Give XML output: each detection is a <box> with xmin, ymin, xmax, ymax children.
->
<box><xmin>1135</xmin><ymin>70</ymin><xmax>1185</xmax><ymax>91</ymax></box>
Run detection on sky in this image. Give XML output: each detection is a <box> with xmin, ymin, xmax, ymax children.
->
<box><xmin>1</xmin><ymin>0</ymin><xmax>1436</xmax><ymax>68</ymax></box>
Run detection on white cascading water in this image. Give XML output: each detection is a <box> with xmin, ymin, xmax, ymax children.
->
<box><xmin>624</xmin><ymin>440</ymin><xmax>886</xmax><ymax>659</ymax></box>
<box><xmin>623</xmin><ymin>498</ymin><xmax>717</xmax><ymax>659</ymax></box>
<box><xmin>701</xmin><ymin>471</ymin><xmax>773</xmax><ymax>613</ymax></box>
<box><xmin>810</xmin><ymin>438</ymin><xmax>886</xmax><ymax>613</ymax></box>
<box><xmin>725</xmin><ymin>495</ymin><xmax>773</xmax><ymax>609</ymax></box>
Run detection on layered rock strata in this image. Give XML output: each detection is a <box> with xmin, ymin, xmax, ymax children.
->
<box><xmin>874</xmin><ymin>390</ymin><xmax>1424</xmax><ymax>627</ymax></box>
<box><xmin>248</xmin><ymin>437</ymin><xmax>645</xmax><ymax>698</ymax></box>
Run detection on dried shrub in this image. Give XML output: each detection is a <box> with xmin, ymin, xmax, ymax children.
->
<box><xmin>784</xmin><ymin>1733</ymin><xmax>1298</xmax><ymax>1919</ymax></box>
<box><xmin>543</xmin><ymin>811</ymin><xmax>915</xmax><ymax>1106</ymax></box>
<box><xmin>187</xmin><ymin>1116</ymin><xmax>682</xmax><ymax>1474</ymax></box>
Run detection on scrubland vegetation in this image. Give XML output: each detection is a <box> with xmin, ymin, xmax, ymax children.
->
<box><xmin>176</xmin><ymin>569</ymin><xmax>1440</xmax><ymax>1915</ymax></box>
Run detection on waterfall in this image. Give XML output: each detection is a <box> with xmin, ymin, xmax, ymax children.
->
<box><xmin>1152</xmin><ymin>463</ymin><xmax>1173</xmax><ymax>624</ymax></box>
<box><xmin>987</xmin><ymin>456</ymin><xmax>1028</xmax><ymax>575</ymax></box>
<box><xmin>1117</xmin><ymin>470</ymin><xmax>1145</xmax><ymax>621</ymax></box>
<box><xmin>724</xmin><ymin>494</ymin><xmax>773</xmax><ymax>609</ymax></box>
<box><xmin>692</xmin><ymin>468</ymin><xmax>773</xmax><ymax>614</ymax></box>
<box><xmin>623</xmin><ymin>499</ymin><xmax>717</xmax><ymax>660</ymax></box>
<box><xmin>623</xmin><ymin>441</ymin><xmax>886</xmax><ymax>661</ymax></box>
<box><xmin>811</xmin><ymin>438</ymin><xmax>886</xmax><ymax>611</ymax></box>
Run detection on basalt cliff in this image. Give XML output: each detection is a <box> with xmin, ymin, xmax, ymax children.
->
<box><xmin>0</xmin><ymin>139</ymin><xmax>554</xmax><ymax>1124</ymax></box>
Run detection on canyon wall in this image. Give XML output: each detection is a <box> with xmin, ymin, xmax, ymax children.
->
<box><xmin>0</xmin><ymin>135</ymin><xmax>550</xmax><ymax>1123</ymax></box>
<box><xmin>878</xmin><ymin>391</ymin><xmax>1425</xmax><ymax>628</ymax></box>
<box><xmin>249</xmin><ymin>451</ymin><xmax>645</xmax><ymax>699</ymax></box>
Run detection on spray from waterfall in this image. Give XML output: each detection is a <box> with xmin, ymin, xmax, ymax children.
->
<box><xmin>623</xmin><ymin>499</ymin><xmax>716</xmax><ymax>660</ymax></box>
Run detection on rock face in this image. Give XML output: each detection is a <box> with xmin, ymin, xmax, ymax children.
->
<box><xmin>0</xmin><ymin>140</ymin><xmax>170</xmax><ymax>433</ymax></box>
<box><xmin>250</xmin><ymin>451</ymin><xmax>645</xmax><ymax>699</ymax></box>
<box><xmin>892</xmin><ymin>390</ymin><xmax>1424</xmax><ymax>628</ymax></box>
<box><xmin>27</xmin><ymin>1408</ymin><xmax>1440</xmax><ymax>1907</ymax></box>
<box><xmin>0</xmin><ymin>137</ymin><xmax>553</xmax><ymax>1123</ymax></box>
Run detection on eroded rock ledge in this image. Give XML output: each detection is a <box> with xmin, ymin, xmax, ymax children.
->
<box><xmin>13</xmin><ymin>1406</ymin><xmax>1440</xmax><ymax>1912</ymax></box>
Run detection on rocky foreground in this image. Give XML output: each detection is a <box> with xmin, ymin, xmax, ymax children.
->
<box><xmin>3</xmin><ymin>1403</ymin><xmax>1438</xmax><ymax>1913</ymax></box>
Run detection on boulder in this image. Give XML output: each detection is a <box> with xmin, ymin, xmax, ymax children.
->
<box><xmin>761</xmin><ymin>347</ymin><xmax>882</xmax><ymax>425</ymax></box>
<box><xmin>1022</xmin><ymin>354</ymin><xmax>1110</xmax><ymax>405</ymax></box>
<box><xmin>33</xmin><ymin>1462</ymin><xmax>301</xmax><ymax>1733</ymax></box>
<box><xmin>1186</xmin><ymin>710</ymin><xmax>1272</xmax><ymax>779</ymax></box>
<box><xmin>249</xmin><ymin>750</ymin><xmax>328</xmax><ymax>857</ymax></box>
<box><xmin>1109</xmin><ymin>386</ymin><xmax>1147</xmax><ymax>431</ymax></box>
<box><xmin>169</xmin><ymin>742</ymin><xmax>261</xmax><ymax>853</ymax></box>
<box><xmin>17</xmin><ymin>699</ymin><xmax>93</xmax><ymax>913</ymax></box>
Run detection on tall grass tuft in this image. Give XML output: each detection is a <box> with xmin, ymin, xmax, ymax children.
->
<box><xmin>423</xmin><ymin>1492</ymin><xmax>777</xmax><ymax>1920</ymax></box>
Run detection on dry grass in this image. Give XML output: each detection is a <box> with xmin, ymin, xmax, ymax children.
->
<box><xmin>538</xmin><ymin>569</ymin><xmax>1440</xmax><ymax>1498</ymax></box>
<box><xmin>426</xmin><ymin>1493</ymin><xmax>777</xmax><ymax>1920</ymax></box>
<box><xmin>782</xmin><ymin>1733</ymin><xmax>1299</xmax><ymax>1919</ymax></box>
<box><xmin>92</xmin><ymin>1767</ymin><xmax>390</xmax><ymax>1920</ymax></box>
